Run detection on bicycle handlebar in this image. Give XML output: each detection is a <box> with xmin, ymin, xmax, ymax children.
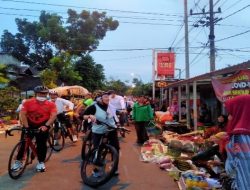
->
<box><xmin>5</xmin><ymin>127</ymin><xmax>41</xmax><ymax>138</ymax></box>
<box><xmin>95</xmin><ymin>120</ymin><xmax>130</xmax><ymax>134</ymax></box>
<box><xmin>5</xmin><ymin>126</ymin><xmax>22</xmax><ymax>137</ymax></box>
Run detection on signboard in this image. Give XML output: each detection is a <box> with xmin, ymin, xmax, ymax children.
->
<box><xmin>211</xmin><ymin>70</ymin><xmax>250</xmax><ymax>102</ymax></box>
<box><xmin>155</xmin><ymin>81</ymin><xmax>169</xmax><ymax>88</ymax></box>
<box><xmin>156</xmin><ymin>52</ymin><xmax>175</xmax><ymax>78</ymax></box>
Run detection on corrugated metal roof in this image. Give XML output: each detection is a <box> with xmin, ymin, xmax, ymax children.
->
<box><xmin>166</xmin><ymin>60</ymin><xmax>250</xmax><ymax>88</ymax></box>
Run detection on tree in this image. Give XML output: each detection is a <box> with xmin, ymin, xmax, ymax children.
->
<box><xmin>0</xmin><ymin>64</ymin><xmax>10</xmax><ymax>84</ymax></box>
<box><xmin>104</xmin><ymin>78</ymin><xmax>129</xmax><ymax>95</ymax></box>
<box><xmin>1</xmin><ymin>10</ymin><xmax>119</xmax><ymax>87</ymax></box>
<box><xmin>0</xmin><ymin>63</ymin><xmax>20</xmax><ymax>85</ymax></box>
<box><xmin>75</xmin><ymin>55</ymin><xmax>105</xmax><ymax>91</ymax></box>
<box><xmin>0</xmin><ymin>86</ymin><xmax>19</xmax><ymax>115</ymax></box>
<box><xmin>40</xmin><ymin>69</ymin><xmax>58</xmax><ymax>89</ymax></box>
<box><xmin>66</xmin><ymin>9</ymin><xmax>119</xmax><ymax>55</ymax></box>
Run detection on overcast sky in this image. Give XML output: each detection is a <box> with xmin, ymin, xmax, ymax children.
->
<box><xmin>0</xmin><ymin>0</ymin><xmax>249</xmax><ymax>83</ymax></box>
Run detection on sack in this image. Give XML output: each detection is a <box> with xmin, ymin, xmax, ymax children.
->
<box><xmin>146</xmin><ymin>121</ymin><xmax>162</xmax><ymax>135</ymax></box>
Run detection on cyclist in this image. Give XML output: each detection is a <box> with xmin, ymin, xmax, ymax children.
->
<box><xmin>107</xmin><ymin>90</ymin><xmax>127</xmax><ymax>127</ymax></box>
<box><xmin>12</xmin><ymin>85</ymin><xmax>57</xmax><ymax>172</ymax></box>
<box><xmin>82</xmin><ymin>92</ymin><xmax>120</xmax><ymax>176</ymax></box>
<box><xmin>49</xmin><ymin>90</ymin><xmax>78</xmax><ymax>142</ymax></box>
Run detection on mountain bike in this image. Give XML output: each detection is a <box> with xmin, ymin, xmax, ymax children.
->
<box><xmin>81</xmin><ymin>121</ymin><xmax>130</xmax><ymax>161</ymax></box>
<box><xmin>5</xmin><ymin>127</ymin><xmax>53</xmax><ymax>179</ymax></box>
<box><xmin>80</xmin><ymin>121</ymin><xmax>130</xmax><ymax>187</ymax></box>
<box><xmin>50</xmin><ymin>112</ymin><xmax>79</xmax><ymax>151</ymax></box>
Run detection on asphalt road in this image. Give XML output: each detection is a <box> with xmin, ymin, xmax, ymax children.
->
<box><xmin>0</xmin><ymin>125</ymin><xmax>179</xmax><ymax>190</ymax></box>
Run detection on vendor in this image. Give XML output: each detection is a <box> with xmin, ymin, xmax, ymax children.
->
<box><xmin>204</xmin><ymin>114</ymin><xmax>228</xmax><ymax>139</ymax></box>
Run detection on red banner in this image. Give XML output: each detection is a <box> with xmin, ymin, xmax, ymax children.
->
<box><xmin>212</xmin><ymin>70</ymin><xmax>250</xmax><ymax>102</ymax></box>
<box><xmin>157</xmin><ymin>52</ymin><xmax>175</xmax><ymax>78</ymax></box>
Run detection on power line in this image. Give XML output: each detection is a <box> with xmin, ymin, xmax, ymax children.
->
<box><xmin>222</xmin><ymin>4</ymin><xmax>250</xmax><ymax>21</ymax></box>
<box><xmin>0</xmin><ymin>6</ymin><xmax>190</xmax><ymax>23</ymax></box>
<box><xmin>223</xmin><ymin>0</ymin><xmax>244</xmax><ymax>12</ymax></box>
<box><xmin>218</xmin><ymin>0</ymin><xmax>230</xmax><ymax>8</ymax></box>
<box><xmin>170</xmin><ymin>25</ymin><xmax>184</xmax><ymax>48</ymax></box>
<box><xmin>216</xmin><ymin>24</ymin><xmax>250</xmax><ymax>29</ymax></box>
<box><xmin>0</xmin><ymin>0</ymin><xmax>183</xmax><ymax>17</ymax></box>
<box><xmin>213</xmin><ymin>0</ymin><xmax>221</xmax><ymax>7</ymax></box>
<box><xmin>170</xmin><ymin>0</ymin><xmax>204</xmax><ymax>48</ymax></box>
<box><xmin>0</xmin><ymin>12</ymin><xmax>186</xmax><ymax>26</ymax></box>
<box><xmin>179</xmin><ymin>45</ymin><xmax>209</xmax><ymax>76</ymax></box>
<box><xmin>117</xmin><ymin>21</ymin><xmax>183</xmax><ymax>26</ymax></box>
<box><xmin>216</xmin><ymin>29</ymin><xmax>250</xmax><ymax>42</ymax></box>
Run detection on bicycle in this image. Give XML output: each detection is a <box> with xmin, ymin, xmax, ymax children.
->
<box><xmin>81</xmin><ymin>121</ymin><xmax>130</xmax><ymax>161</ymax></box>
<box><xmin>115</xmin><ymin>110</ymin><xmax>130</xmax><ymax>138</ymax></box>
<box><xmin>50</xmin><ymin>112</ymin><xmax>79</xmax><ymax>151</ymax></box>
<box><xmin>5</xmin><ymin>127</ymin><xmax>53</xmax><ymax>179</ymax></box>
<box><xmin>80</xmin><ymin>121</ymin><xmax>130</xmax><ymax>187</ymax></box>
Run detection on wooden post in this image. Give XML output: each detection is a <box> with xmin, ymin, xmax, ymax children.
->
<box><xmin>193</xmin><ymin>81</ymin><xmax>198</xmax><ymax>131</ymax></box>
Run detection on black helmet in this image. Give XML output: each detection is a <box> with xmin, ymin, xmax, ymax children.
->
<box><xmin>34</xmin><ymin>85</ymin><xmax>49</xmax><ymax>93</ymax></box>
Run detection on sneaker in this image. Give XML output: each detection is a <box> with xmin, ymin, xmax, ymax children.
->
<box><xmin>11</xmin><ymin>160</ymin><xmax>23</xmax><ymax>171</ymax></box>
<box><xmin>36</xmin><ymin>162</ymin><xmax>46</xmax><ymax>172</ymax></box>
<box><xmin>54</xmin><ymin>140</ymin><xmax>59</xmax><ymax>146</ymax></box>
<box><xmin>92</xmin><ymin>168</ymin><xmax>102</xmax><ymax>178</ymax></box>
<box><xmin>72</xmin><ymin>135</ymin><xmax>78</xmax><ymax>142</ymax></box>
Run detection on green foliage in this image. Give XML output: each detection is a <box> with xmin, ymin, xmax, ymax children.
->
<box><xmin>75</xmin><ymin>55</ymin><xmax>105</xmax><ymax>91</ymax></box>
<box><xmin>104</xmin><ymin>79</ymin><xmax>129</xmax><ymax>95</ymax></box>
<box><xmin>0</xmin><ymin>86</ymin><xmax>20</xmax><ymax>114</ymax></box>
<box><xmin>0</xmin><ymin>9</ymin><xmax>119</xmax><ymax>88</ymax></box>
<box><xmin>130</xmin><ymin>82</ymin><xmax>152</xmax><ymax>96</ymax></box>
<box><xmin>66</xmin><ymin>9</ymin><xmax>119</xmax><ymax>55</ymax></box>
<box><xmin>0</xmin><ymin>64</ymin><xmax>10</xmax><ymax>84</ymax></box>
<box><xmin>40</xmin><ymin>69</ymin><xmax>58</xmax><ymax>89</ymax></box>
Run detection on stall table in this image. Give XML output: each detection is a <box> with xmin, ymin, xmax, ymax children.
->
<box><xmin>164</xmin><ymin>121</ymin><xmax>190</xmax><ymax>134</ymax></box>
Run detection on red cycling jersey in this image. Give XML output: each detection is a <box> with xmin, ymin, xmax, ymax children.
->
<box><xmin>21</xmin><ymin>98</ymin><xmax>57</xmax><ymax>125</ymax></box>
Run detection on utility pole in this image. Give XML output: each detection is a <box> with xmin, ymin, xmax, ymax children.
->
<box><xmin>184</xmin><ymin>0</ymin><xmax>190</xmax><ymax>128</ymax></box>
<box><xmin>209</xmin><ymin>0</ymin><xmax>215</xmax><ymax>71</ymax></box>
<box><xmin>190</xmin><ymin>0</ymin><xmax>221</xmax><ymax>72</ymax></box>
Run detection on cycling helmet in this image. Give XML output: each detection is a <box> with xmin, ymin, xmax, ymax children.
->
<box><xmin>49</xmin><ymin>90</ymin><xmax>58</xmax><ymax>95</ymax></box>
<box><xmin>33</xmin><ymin>85</ymin><xmax>49</xmax><ymax>93</ymax></box>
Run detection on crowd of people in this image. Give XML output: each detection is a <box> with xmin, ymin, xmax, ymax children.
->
<box><xmin>12</xmin><ymin>86</ymin><xmax>155</xmax><ymax>175</ymax></box>
<box><xmin>11</xmin><ymin>85</ymin><xmax>250</xmax><ymax>189</ymax></box>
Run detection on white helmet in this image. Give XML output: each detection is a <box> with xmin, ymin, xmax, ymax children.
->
<box><xmin>49</xmin><ymin>90</ymin><xmax>58</xmax><ymax>95</ymax></box>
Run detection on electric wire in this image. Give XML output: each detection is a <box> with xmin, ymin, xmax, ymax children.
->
<box><xmin>222</xmin><ymin>4</ymin><xmax>250</xmax><ymax>21</ymax></box>
<box><xmin>216</xmin><ymin>29</ymin><xmax>250</xmax><ymax>42</ymax></box>
<box><xmin>0</xmin><ymin>0</ymin><xmax>183</xmax><ymax>17</ymax></box>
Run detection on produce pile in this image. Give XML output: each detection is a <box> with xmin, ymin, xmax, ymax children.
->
<box><xmin>140</xmin><ymin>129</ymin><xmax>227</xmax><ymax>189</ymax></box>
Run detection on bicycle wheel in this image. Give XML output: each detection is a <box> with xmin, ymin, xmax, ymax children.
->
<box><xmin>81</xmin><ymin>130</ymin><xmax>92</xmax><ymax>160</ymax></box>
<box><xmin>81</xmin><ymin>144</ymin><xmax>119</xmax><ymax>187</ymax></box>
<box><xmin>8</xmin><ymin>141</ymin><xmax>29</xmax><ymax>179</ymax></box>
<box><xmin>51</xmin><ymin>128</ymin><xmax>65</xmax><ymax>152</ymax></box>
<box><xmin>45</xmin><ymin>134</ymin><xmax>53</xmax><ymax>162</ymax></box>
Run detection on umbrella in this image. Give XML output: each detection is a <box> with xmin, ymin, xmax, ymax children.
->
<box><xmin>51</xmin><ymin>85</ymin><xmax>89</xmax><ymax>96</ymax></box>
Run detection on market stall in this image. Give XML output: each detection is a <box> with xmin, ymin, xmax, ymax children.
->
<box><xmin>140</xmin><ymin>129</ymin><xmax>228</xmax><ymax>190</ymax></box>
<box><xmin>51</xmin><ymin>85</ymin><xmax>89</xmax><ymax>97</ymax></box>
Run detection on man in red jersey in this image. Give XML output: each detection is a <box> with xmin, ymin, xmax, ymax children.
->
<box><xmin>12</xmin><ymin>86</ymin><xmax>57</xmax><ymax>172</ymax></box>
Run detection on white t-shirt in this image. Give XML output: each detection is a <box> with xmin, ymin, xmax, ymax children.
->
<box><xmin>108</xmin><ymin>95</ymin><xmax>126</xmax><ymax>122</ymax></box>
<box><xmin>51</xmin><ymin>98</ymin><xmax>74</xmax><ymax>114</ymax></box>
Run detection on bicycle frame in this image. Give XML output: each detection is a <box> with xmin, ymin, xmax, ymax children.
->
<box><xmin>6</xmin><ymin>128</ymin><xmax>40</xmax><ymax>163</ymax></box>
